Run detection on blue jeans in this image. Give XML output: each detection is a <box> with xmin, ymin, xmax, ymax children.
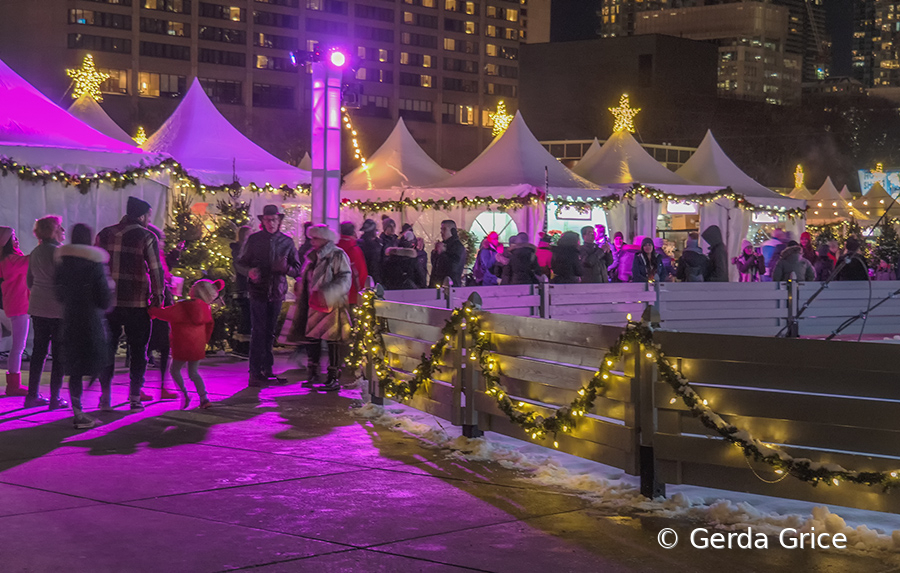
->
<box><xmin>249</xmin><ymin>296</ymin><xmax>283</xmax><ymax>376</ymax></box>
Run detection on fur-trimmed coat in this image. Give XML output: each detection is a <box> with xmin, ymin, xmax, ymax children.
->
<box><xmin>382</xmin><ymin>247</ymin><xmax>427</xmax><ymax>290</ymax></box>
<box><xmin>289</xmin><ymin>242</ymin><xmax>352</xmax><ymax>342</ymax></box>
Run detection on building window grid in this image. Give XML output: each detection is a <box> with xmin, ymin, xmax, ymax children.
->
<box><xmin>200</xmin><ymin>77</ymin><xmax>243</xmax><ymax>103</ymax></box>
<box><xmin>140</xmin><ymin>17</ymin><xmax>190</xmax><ymax>37</ymax></box>
<box><xmin>69</xmin><ymin>33</ymin><xmax>132</xmax><ymax>54</ymax></box>
<box><xmin>98</xmin><ymin>68</ymin><xmax>129</xmax><ymax>94</ymax></box>
<box><xmin>144</xmin><ymin>0</ymin><xmax>191</xmax><ymax>14</ymax></box>
<box><xmin>68</xmin><ymin>10</ymin><xmax>133</xmax><ymax>30</ymax></box>
<box><xmin>138</xmin><ymin>71</ymin><xmax>186</xmax><ymax>97</ymax></box>
<box><xmin>198</xmin><ymin>25</ymin><xmax>246</xmax><ymax>44</ymax></box>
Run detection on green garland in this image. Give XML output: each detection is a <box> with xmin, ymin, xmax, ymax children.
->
<box><xmin>349</xmin><ymin>288</ymin><xmax>900</xmax><ymax>491</ymax></box>
<box><xmin>0</xmin><ymin>155</ymin><xmax>309</xmax><ymax>197</ymax></box>
<box><xmin>342</xmin><ymin>194</ymin><xmax>541</xmax><ymax>213</ymax></box>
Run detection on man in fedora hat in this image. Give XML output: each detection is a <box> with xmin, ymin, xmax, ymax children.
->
<box><xmin>236</xmin><ymin>204</ymin><xmax>303</xmax><ymax>386</ymax></box>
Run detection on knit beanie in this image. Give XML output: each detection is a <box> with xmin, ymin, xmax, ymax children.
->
<box><xmin>127</xmin><ymin>196</ymin><xmax>152</xmax><ymax>219</ymax></box>
<box><xmin>190</xmin><ymin>279</ymin><xmax>224</xmax><ymax>304</ymax></box>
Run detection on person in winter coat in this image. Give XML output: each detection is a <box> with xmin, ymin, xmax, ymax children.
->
<box><xmin>230</xmin><ymin>225</ymin><xmax>252</xmax><ymax>358</ymax></box>
<box><xmin>579</xmin><ymin>225</ymin><xmax>613</xmax><ymax>283</ymax></box>
<box><xmin>149</xmin><ymin>279</ymin><xmax>222</xmax><ymax>410</ymax></box>
<box><xmin>654</xmin><ymin>237</ymin><xmax>675</xmax><ymax>282</ymax></box>
<box><xmin>616</xmin><ymin>237</ymin><xmax>642</xmax><ymax>283</ymax></box>
<box><xmin>875</xmin><ymin>259</ymin><xmax>896</xmax><ymax>280</ymax></box>
<box><xmin>502</xmin><ymin>232</ymin><xmax>540</xmax><ymax>285</ymax></box>
<box><xmin>357</xmin><ymin>219</ymin><xmax>383</xmax><ymax>285</ymax></box>
<box><xmin>551</xmin><ymin>231</ymin><xmax>583</xmax><ymax>284</ymax></box>
<box><xmin>415</xmin><ymin>237</ymin><xmax>428</xmax><ymax>283</ymax></box>
<box><xmin>236</xmin><ymin>204</ymin><xmax>304</xmax><ymax>387</ymax></box>
<box><xmin>732</xmin><ymin>240</ymin><xmax>765</xmax><ymax>282</ymax></box>
<box><xmin>382</xmin><ymin>232</ymin><xmax>427</xmax><ymax>289</ymax></box>
<box><xmin>473</xmin><ymin>235</ymin><xmax>500</xmax><ymax>286</ymax></box>
<box><xmin>289</xmin><ymin>225</ymin><xmax>352</xmax><ymax>391</ymax></box>
<box><xmin>430</xmin><ymin>220</ymin><xmax>467</xmax><ymax>287</ymax></box>
<box><xmin>55</xmin><ymin>224</ymin><xmax>113</xmax><ymax>429</ymax></box>
<box><xmin>814</xmin><ymin>243</ymin><xmax>835</xmax><ymax>281</ymax></box>
<box><xmin>379</xmin><ymin>217</ymin><xmax>399</xmax><ymax>260</ymax></box>
<box><xmin>838</xmin><ymin>238</ymin><xmax>869</xmax><ymax>281</ymax></box>
<box><xmin>0</xmin><ymin>226</ymin><xmax>30</xmax><ymax>398</ymax></box>
<box><xmin>799</xmin><ymin>231</ymin><xmax>817</xmax><ymax>264</ymax></box>
<box><xmin>762</xmin><ymin>229</ymin><xmax>788</xmax><ymax>280</ymax></box>
<box><xmin>772</xmin><ymin>241</ymin><xmax>816</xmax><ymax>282</ymax></box>
<box><xmin>24</xmin><ymin>216</ymin><xmax>68</xmax><ymax>409</ymax></box>
<box><xmin>702</xmin><ymin>225</ymin><xmax>729</xmax><ymax>282</ymax></box>
<box><xmin>337</xmin><ymin>221</ymin><xmax>369</xmax><ymax>305</ymax></box>
<box><xmin>536</xmin><ymin>234</ymin><xmax>553</xmax><ymax>278</ymax></box>
<box><xmin>676</xmin><ymin>235</ymin><xmax>708</xmax><ymax>282</ymax></box>
<box><xmin>607</xmin><ymin>232</ymin><xmax>626</xmax><ymax>282</ymax></box>
<box><xmin>632</xmin><ymin>237</ymin><xmax>663</xmax><ymax>283</ymax></box>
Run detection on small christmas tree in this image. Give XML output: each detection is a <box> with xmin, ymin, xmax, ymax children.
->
<box><xmin>871</xmin><ymin>221</ymin><xmax>900</xmax><ymax>270</ymax></box>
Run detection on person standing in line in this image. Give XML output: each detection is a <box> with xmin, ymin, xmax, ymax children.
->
<box><xmin>24</xmin><ymin>216</ymin><xmax>69</xmax><ymax>409</ymax></box>
<box><xmin>415</xmin><ymin>237</ymin><xmax>428</xmax><ymax>283</ymax></box>
<box><xmin>230</xmin><ymin>225</ymin><xmax>252</xmax><ymax>358</ymax></box>
<box><xmin>0</xmin><ymin>227</ymin><xmax>30</xmax><ymax>397</ymax></box>
<box><xmin>357</xmin><ymin>219</ymin><xmax>383</xmax><ymax>285</ymax></box>
<box><xmin>429</xmin><ymin>220</ymin><xmax>467</xmax><ymax>287</ymax></box>
<box><xmin>701</xmin><ymin>225</ymin><xmax>729</xmax><ymax>282</ymax></box>
<box><xmin>290</xmin><ymin>225</ymin><xmax>352</xmax><ymax>391</ymax></box>
<box><xmin>236</xmin><ymin>204</ymin><xmax>304</xmax><ymax>387</ymax></box>
<box><xmin>55</xmin><ymin>224</ymin><xmax>113</xmax><ymax>429</ymax></box>
<box><xmin>149</xmin><ymin>279</ymin><xmax>222</xmax><ymax>410</ymax></box>
<box><xmin>95</xmin><ymin>196</ymin><xmax>164</xmax><ymax>412</ymax></box>
<box><xmin>580</xmin><ymin>225</ymin><xmax>613</xmax><ymax>284</ymax></box>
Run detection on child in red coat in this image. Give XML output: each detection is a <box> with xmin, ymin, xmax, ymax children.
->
<box><xmin>148</xmin><ymin>279</ymin><xmax>223</xmax><ymax>409</ymax></box>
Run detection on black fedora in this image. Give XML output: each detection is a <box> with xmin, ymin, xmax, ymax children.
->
<box><xmin>257</xmin><ymin>204</ymin><xmax>285</xmax><ymax>222</ymax></box>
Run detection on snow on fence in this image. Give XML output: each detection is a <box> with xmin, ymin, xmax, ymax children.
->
<box><xmin>381</xmin><ymin>280</ymin><xmax>900</xmax><ymax>337</ymax></box>
<box><xmin>366</xmin><ymin>297</ymin><xmax>900</xmax><ymax>514</ymax></box>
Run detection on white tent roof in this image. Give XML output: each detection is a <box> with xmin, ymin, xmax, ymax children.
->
<box><xmin>0</xmin><ymin>57</ymin><xmax>165</xmax><ymax>171</ymax></box>
<box><xmin>807</xmin><ymin>177</ymin><xmax>870</xmax><ymax>223</ymax></box>
<box><xmin>429</xmin><ymin>112</ymin><xmax>599</xmax><ymax>199</ymax></box>
<box><xmin>676</xmin><ymin>130</ymin><xmax>804</xmax><ymax>210</ymax></box>
<box><xmin>67</xmin><ymin>94</ymin><xmax>134</xmax><ymax>146</ymax></box>
<box><xmin>298</xmin><ymin>152</ymin><xmax>312</xmax><ymax>171</ymax></box>
<box><xmin>839</xmin><ymin>185</ymin><xmax>853</xmax><ymax>201</ymax></box>
<box><xmin>342</xmin><ymin>118</ymin><xmax>449</xmax><ymax>196</ymax></box>
<box><xmin>572</xmin><ymin>138</ymin><xmax>601</xmax><ymax>171</ymax></box>
<box><xmin>144</xmin><ymin>79</ymin><xmax>310</xmax><ymax>188</ymax></box>
<box><xmin>857</xmin><ymin>181</ymin><xmax>899</xmax><ymax>217</ymax></box>
<box><xmin>788</xmin><ymin>186</ymin><xmax>814</xmax><ymax>200</ymax></box>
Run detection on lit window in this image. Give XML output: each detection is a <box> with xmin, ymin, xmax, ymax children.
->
<box><xmin>465</xmin><ymin>21</ymin><xmax>476</xmax><ymax>34</ymax></box>
<box><xmin>230</xmin><ymin>7</ymin><xmax>241</xmax><ymax>21</ymax></box>
<box><xmin>444</xmin><ymin>37</ymin><xmax>456</xmax><ymax>50</ymax></box>
<box><xmin>421</xmin><ymin>74</ymin><xmax>432</xmax><ymax>87</ymax></box>
<box><xmin>379</xmin><ymin>49</ymin><xmax>388</xmax><ymax>62</ymax></box>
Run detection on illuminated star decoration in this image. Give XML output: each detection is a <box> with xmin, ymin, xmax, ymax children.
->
<box><xmin>133</xmin><ymin>126</ymin><xmax>147</xmax><ymax>146</ymax></box>
<box><xmin>609</xmin><ymin>94</ymin><xmax>641</xmax><ymax>133</ymax></box>
<box><xmin>489</xmin><ymin>101</ymin><xmax>513</xmax><ymax>138</ymax></box>
<box><xmin>66</xmin><ymin>54</ymin><xmax>109</xmax><ymax>102</ymax></box>
<box><xmin>794</xmin><ymin>164</ymin><xmax>804</xmax><ymax>189</ymax></box>
<box><xmin>876</xmin><ymin>162</ymin><xmax>884</xmax><ymax>173</ymax></box>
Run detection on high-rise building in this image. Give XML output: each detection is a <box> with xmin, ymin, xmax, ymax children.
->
<box><xmin>850</xmin><ymin>0</ymin><xmax>900</xmax><ymax>88</ymax></box>
<box><xmin>635</xmin><ymin>2</ymin><xmax>802</xmax><ymax>105</ymax></box>
<box><xmin>0</xmin><ymin>0</ymin><xmax>527</xmax><ymax>169</ymax></box>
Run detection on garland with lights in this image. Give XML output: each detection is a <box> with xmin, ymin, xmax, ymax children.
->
<box><xmin>343</xmin><ymin>194</ymin><xmax>542</xmax><ymax>213</ymax></box>
<box><xmin>350</xmin><ymin>288</ymin><xmax>900</xmax><ymax>490</ymax></box>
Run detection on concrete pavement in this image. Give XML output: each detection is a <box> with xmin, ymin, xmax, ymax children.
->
<box><xmin>1</xmin><ymin>353</ymin><xmax>898</xmax><ymax>572</ymax></box>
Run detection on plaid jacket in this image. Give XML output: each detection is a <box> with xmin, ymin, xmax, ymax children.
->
<box><xmin>96</xmin><ymin>217</ymin><xmax>164</xmax><ymax>308</ymax></box>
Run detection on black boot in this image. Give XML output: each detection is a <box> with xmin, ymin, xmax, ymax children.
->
<box><xmin>302</xmin><ymin>364</ymin><xmax>321</xmax><ymax>387</ymax></box>
<box><xmin>320</xmin><ymin>369</ymin><xmax>341</xmax><ymax>392</ymax></box>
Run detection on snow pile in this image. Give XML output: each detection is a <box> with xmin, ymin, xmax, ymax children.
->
<box><xmin>352</xmin><ymin>399</ymin><xmax>900</xmax><ymax>554</ymax></box>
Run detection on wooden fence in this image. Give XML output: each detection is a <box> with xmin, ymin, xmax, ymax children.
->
<box><xmin>382</xmin><ymin>280</ymin><xmax>900</xmax><ymax>338</ymax></box>
<box><xmin>366</xmin><ymin>296</ymin><xmax>900</xmax><ymax>514</ymax></box>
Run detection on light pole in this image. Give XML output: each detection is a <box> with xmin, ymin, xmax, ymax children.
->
<box><xmin>309</xmin><ymin>48</ymin><xmax>348</xmax><ymax>232</ymax></box>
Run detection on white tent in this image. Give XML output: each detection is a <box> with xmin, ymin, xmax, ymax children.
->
<box><xmin>676</xmin><ymin>131</ymin><xmax>807</xmax><ymax>279</ymax></box>
<box><xmin>67</xmin><ymin>94</ymin><xmax>135</xmax><ymax>146</ymax></box>
<box><xmin>858</xmin><ymin>181</ymin><xmax>898</xmax><ymax>218</ymax></box>
<box><xmin>342</xmin><ymin>118</ymin><xmax>449</xmax><ymax>196</ymax></box>
<box><xmin>144</xmin><ymin>79</ymin><xmax>310</xmax><ymax>220</ymax></box>
<box><xmin>788</xmin><ymin>186</ymin><xmax>814</xmax><ymax>200</ymax></box>
<box><xmin>0</xmin><ymin>58</ymin><xmax>170</xmax><ymax>253</ymax></box>
<box><xmin>839</xmin><ymin>185</ymin><xmax>853</xmax><ymax>201</ymax></box>
<box><xmin>298</xmin><ymin>152</ymin><xmax>312</xmax><ymax>172</ymax></box>
<box><xmin>807</xmin><ymin>177</ymin><xmax>869</xmax><ymax>225</ymax></box>
<box><xmin>572</xmin><ymin>138</ymin><xmax>601</xmax><ymax>172</ymax></box>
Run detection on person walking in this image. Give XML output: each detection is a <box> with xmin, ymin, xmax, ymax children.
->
<box><xmin>579</xmin><ymin>225</ymin><xmax>613</xmax><ymax>284</ymax></box>
<box><xmin>55</xmin><ymin>224</ymin><xmax>113</xmax><ymax>429</ymax></box>
<box><xmin>24</xmin><ymin>216</ymin><xmax>68</xmax><ymax>409</ymax></box>
<box><xmin>357</xmin><ymin>219</ymin><xmax>383</xmax><ymax>285</ymax></box>
<box><xmin>230</xmin><ymin>225</ymin><xmax>252</xmax><ymax>358</ymax></box>
<box><xmin>95</xmin><ymin>196</ymin><xmax>164</xmax><ymax>412</ymax></box>
<box><xmin>236</xmin><ymin>204</ymin><xmax>303</xmax><ymax>387</ymax></box>
<box><xmin>551</xmin><ymin>231</ymin><xmax>583</xmax><ymax>284</ymax></box>
<box><xmin>701</xmin><ymin>225</ymin><xmax>729</xmax><ymax>282</ymax></box>
<box><xmin>0</xmin><ymin>227</ymin><xmax>30</xmax><ymax>397</ymax></box>
<box><xmin>289</xmin><ymin>225</ymin><xmax>352</xmax><ymax>391</ymax></box>
<box><xmin>149</xmin><ymin>279</ymin><xmax>222</xmax><ymax>410</ymax></box>
<box><xmin>337</xmin><ymin>221</ymin><xmax>369</xmax><ymax>305</ymax></box>
<box><xmin>430</xmin><ymin>220</ymin><xmax>467</xmax><ymax>287</ymax></box>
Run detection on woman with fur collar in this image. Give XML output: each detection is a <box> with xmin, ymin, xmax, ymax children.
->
<box><xmin>382</xmin><ymin>231</ymin><xmax>427</xmax><ymax>290</ymax></box>
<box><xmin>289</xmin><ymin>225</ymin><xmax>352</xmax><ymax>392</ymax></box>
<box><xmin>54</xmin><ymin>224</ymin><xmax>113</xmax><ymax>429</ymax></box>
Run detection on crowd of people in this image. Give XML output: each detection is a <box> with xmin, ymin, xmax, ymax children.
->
<box><xmin>0</xmin><ymin>202</ymin><xmax>887</xmax><ymax>428</ymax></box>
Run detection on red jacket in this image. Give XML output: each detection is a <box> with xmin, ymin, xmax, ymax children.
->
<box><xmin>148</xmin><ymin>299</ymin><xmax>214</xmax><ymax>361</ymax></box>
<box><xmin>0</xmin><ymin>251</ymin><xmax>30</xmax><ymax>317</ymax></box>
<box><xmin>337</xmin><ymin>235</ymin><xmax>369</xmax><ymax>305</ymax></box>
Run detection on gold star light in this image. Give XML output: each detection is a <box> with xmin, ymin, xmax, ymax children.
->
<box><xmin>66</xmin><ymin>54</ymin><xmax>109</xmax><ymax>102</ymax></box>
<box><xmin>794</xmin><ymin>164</ymin><xmax>804</xmax><ymax>189</ymax></box>
<box><xmin>489</xmin><ymin>101</ymin><xmax>513</xmax><ymax>138</ymax></box>
<box><xmin>609</xmin><ymin>94</ymin><xmax>640</xmax><ymax>133</ymax></box>
<box><xmin>133</xmin><ymin>126</ymin><xmax>147</xmax><ymax>146</ymax></box>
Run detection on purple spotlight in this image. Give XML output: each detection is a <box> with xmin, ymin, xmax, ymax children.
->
<box><xmin>329</xmin><ymin>50</ymin><xmax>347</xmax><ymax>69</ymax></box>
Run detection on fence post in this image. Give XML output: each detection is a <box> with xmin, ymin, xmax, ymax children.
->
<box><xmin>458</xmin><ymin>292</ymin><xmax>483</xmax><ymax>438</ymax></box>
<box><xmin>785</xmin><ymin>273</ymin><xmax>800</xmax><ymax>338</ymax></box>
<box><xmin>443</xmin><ymin>276</ymin><xmax>454</xmax><ymax>309</ymax></box>
<box><xmin>634</xmin><ymin>339</ymin><xmax>665</xmax><ymax>499</ymax></box>
<box><xmin>538</xmin><ymin>274</ymin><xmax>549</xmax><ymax>318</ymax></box>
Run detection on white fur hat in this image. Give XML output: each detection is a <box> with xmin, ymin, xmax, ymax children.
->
<box><xmin>307</xmin><ymin>224</ymin><xmax>337</xmax><ymax>243</ymax></box>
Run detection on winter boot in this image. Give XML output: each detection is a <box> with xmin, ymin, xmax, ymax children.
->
<box><xmin>320</xmin><ymin>369</ymin><xmax>341</xmax><ymax>392</ymax></box>
<box><xmin>4</xmin><ymin>372</ymin><xmax>28</xmax><ymax>397</ymax></box>
<box><xmin>302</xmin><ymin>364</ymin><xmax>321</xmax><ymax>388</ymax></box>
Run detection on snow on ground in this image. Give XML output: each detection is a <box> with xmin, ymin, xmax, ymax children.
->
<box><xmin>351</xmin><ymin>394</ymin><xmax>900</xmax><ymax>555</ymax></box>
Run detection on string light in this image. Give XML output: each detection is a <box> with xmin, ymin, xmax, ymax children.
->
<box><xmin>609</xmin><ymin>93</ymin><xmax>640</xmax><ymax>133</ymax></box>
<box><xmin>133</xmin><ymin>126</ymin><xmax>147</xmax><ymax>146</ymax></box>
<box><xmin>342</xmin><ymin>107</ymin><xmax>367</xmax><ymax>167</ymax></box>
<box><xmin>488</xmin><ymin>100</ymin><xmax>514</xmax><ymax>138</ymax></box>
<box><xmin>66</xmin><ymin>54</ymin><xmax>109</xmax><ymax>102</ymax></box>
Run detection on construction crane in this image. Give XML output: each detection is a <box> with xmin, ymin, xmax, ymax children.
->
<box><xmin>805</xmin><ymin>0</ymin><xmax>828</xmax><ymax>78</ymax></box>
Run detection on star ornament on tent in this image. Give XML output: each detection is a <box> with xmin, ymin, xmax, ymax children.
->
<box><xmin>609</xmin><ymin>94</ymin><xmax>640</xmax><ymax>133</ymax></box>
<box><xmin>489</xmin><ymin>101</ymin><xmax>513</xmax><ymax>138</ymax></box>
<box><xmin>66</xmin><ymin>54</ymin><xmax>109</xmax><ymax>102</ymax></box>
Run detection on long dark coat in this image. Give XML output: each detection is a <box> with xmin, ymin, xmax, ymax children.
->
<box><xmin>54</xmin><ymin>244</ymin><xmax>113</xmax><ymax>378</ymax></box>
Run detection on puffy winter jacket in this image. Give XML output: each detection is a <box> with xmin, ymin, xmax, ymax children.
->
<box><xmin>502</xmin><ymin>243</ymin><xmax>540</xmax><ymax>285</ymax></box>
<box><xmin>676</xmin><ymin>250</ymin><xmax>708</xmax><ymax>282</ymax></box>
<box><xmin>148</xmin><ymin>299</ymin><xmax>214</xmax><ymax>362</ymax></box>
<box><xmin>772</xmin><ymin>245</ymin><xmax>816</xmax><ymax>282</ymax></box>
<box><xmin>382</xmin><ymin>247</ymin><xmax>427</xmax><ymax>290</ymax></box>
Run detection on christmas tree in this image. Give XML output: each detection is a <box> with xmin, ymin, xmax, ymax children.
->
<box><xmin>871</xmin><ymin>221</ymin><xmax>900</xmax><ymax>270</ymax></box>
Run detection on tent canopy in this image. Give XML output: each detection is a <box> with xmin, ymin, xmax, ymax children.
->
<box><xmin>676</xmin><ymin>130</ymin><xmax>804</xmax><ymax>210</ymax></box>
<box><xmin>342</xmin><ymin>118</ymin><xmax>448</xmax><ymax>194</ymax></box>
<box><xmin>807</xmin><ymin>177</ymin><xmax>869</xmax><ymax>223</ymax></box>
<box><xmin>144</xmin><ymin>79</ymin><xmax>310</xmax><ymax>188</ymax></box>
<box><xmin>67</xmin><ymin>94</ymin><xmax>135</xmax><ymax>146</ymax></box>
<box><xmin>788</xmin><ymin>186</ymin><xmax>814</xmax><ymax>200</ymax></box>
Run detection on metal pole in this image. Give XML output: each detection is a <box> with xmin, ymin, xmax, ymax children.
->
<box><xmin>310</xmin><ymin>58</ymin><xmax>343</xmax><ymax>234</ymax></box>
